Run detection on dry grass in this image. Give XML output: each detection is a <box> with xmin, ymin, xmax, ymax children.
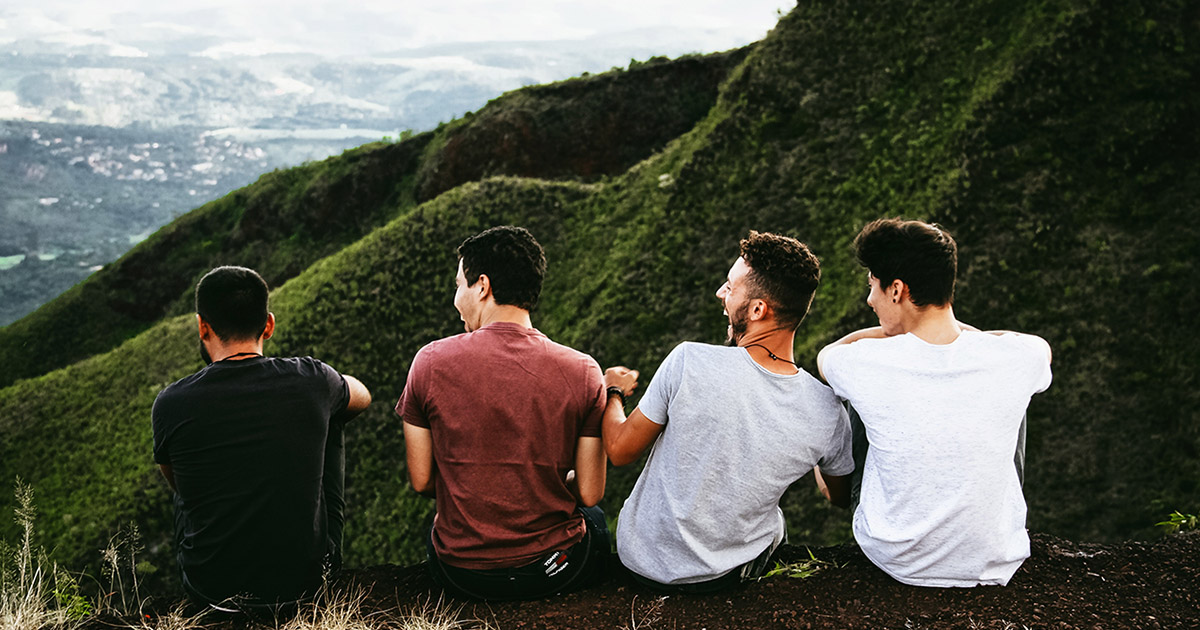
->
<box><xmin>0</xmin><ymin>481</ymin><xmax>77</xmax><ymax>630</ymax></box>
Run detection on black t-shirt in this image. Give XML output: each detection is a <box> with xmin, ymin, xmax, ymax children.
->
<box><xmin>152</xmin><ymin>356</ymin><xmax>349</xmax><ymax>602</ymax></box>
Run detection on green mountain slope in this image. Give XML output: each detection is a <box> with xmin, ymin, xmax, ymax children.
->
<box><xmin>0</xmin><ymin>48</ymin><xmax>749</xmax><ymax>390</ymax></box>
<box><xmin>1</xmin><ymin>0</ymin><xmax>1196</xmax><ymax>594</ymax></box>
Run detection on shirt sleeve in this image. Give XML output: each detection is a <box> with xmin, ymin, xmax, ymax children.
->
<box><xmin>1017</xmin><ymin>334</ymin><xmax>1053</xmax><ymax>395</ymax></box>
<box><xmin>817</xmin><ymin>399</ymin><xmax>855</xmax><ymax>476</ymax></box>
<box><xmin>819</xmin><ymin>343</ymin><xmax>857</xmax><ymax>402</ymax></box>
<box><xmin>578</xmin><ymin>358</ymin><xmax>605</xmax><ymax>438</ymax></box>
<box><xmin>396</xmin><ymin>346</ymin><xmax>432</xmax><ymax>428</ymax></box>
<box><xmin>151</xmin><ymin>390</ymin><xmax>172</xmax><ymax>465</ymax></box>
<box><xmin>320</xmin><ymin>360</ymin><xmax>351</xmax><ymax>419</ymax></box>
<box><xmin>637</xmin><ymin>343</ymin><xmax>688</xmax><ymax>426</ymax></box>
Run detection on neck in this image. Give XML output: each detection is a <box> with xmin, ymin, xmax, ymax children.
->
<box><xmin>738</xmin><ymin>325</ymin><xmax>798</xmax><ymax>375</ymax></box>
<box><xmin>479</xmin><ymin>304</ymin><xmax>533</xmax><ymax>329</ymax></box>
<box><xmin>210</xmin><ymin>339</ymin><xmax>264</xmax><ymax>361</ymax></box>
<box><xmin>903</xmin><ymin>304</ymin><xmax>960</xmax><ymax>345</ymax></box>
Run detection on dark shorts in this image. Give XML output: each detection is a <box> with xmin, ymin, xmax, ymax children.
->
<box><xmin>425</xmin><ymin>505</ymin><xmax>610</xmax><ymax>601</ymax></box>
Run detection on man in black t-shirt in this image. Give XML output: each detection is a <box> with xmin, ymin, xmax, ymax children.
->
<box><xmin>152</xmin><ymin>266</ymin><xmax>371</xmax><ymax>608</ymax></box>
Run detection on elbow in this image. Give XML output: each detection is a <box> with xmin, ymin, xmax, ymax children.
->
<box><xmin>603</xmin><ymin>434</ymin><xmax>639</xmax><ymax>467</ymax></box>
<box><xmin>606</xmin><ymin>447</ymin><xmax>638</xmax><ymax>467</ymax></box>
<box><xmin>578</xmin><ymin>487</ymin><xmax>604</xmax><ymax>508</ymax></box>
<box><xmin>408</xmin><ymin>473</ymin><xmax>433</xmax><ymax>496</ymax></box>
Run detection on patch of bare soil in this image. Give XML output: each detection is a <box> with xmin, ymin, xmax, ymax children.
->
<box><xmin>100</xmin><ymin>532</ymin><xmax>1200</xmax><ymax>629</ymax></box>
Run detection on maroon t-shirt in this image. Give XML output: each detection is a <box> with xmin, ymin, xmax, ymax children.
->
<box><xmin>396</xmin><ymin>322</ymin><xmax>605</xmax><ymax>569</ymax></box>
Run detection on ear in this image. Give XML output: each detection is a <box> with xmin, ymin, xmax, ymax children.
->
<box><xmin>197</xmin><ymin>314</ymin><xmax>213</xmax><ymax>339</ymax></box>
<box><xmin>261</xmin><ymin>312</ymin><xmax>276</xmax><ymax>341</ymax></box>
<box><xmin>475</xmin><ymin>273</ymin><xmax>493</xmax><ymax>301</ymax></box>
<box><xmin>889</xmin><ymin>279</ymin><xmax>907</xmax><ymax>304</ymax></box>
<box><xmin>749</xmin><ymin>298</ymin><xmax>771</xmax><ymax>322</ymax></box>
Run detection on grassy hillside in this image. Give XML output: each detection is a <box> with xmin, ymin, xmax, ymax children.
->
<box><xmin>0</xmin><ymin>0</ymin><xmax>1197</xmax><ymax>595</ymax></box>
<box><xmin>0</xmin><ymin>48</ymin><xmax>748</xmax><ymax>389</ymax></box>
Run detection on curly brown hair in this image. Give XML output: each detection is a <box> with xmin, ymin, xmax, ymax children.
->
<box><xmin>739</xmin><ymin>231</ymin><xmax>821</xmax><ymax>329</ymax></box>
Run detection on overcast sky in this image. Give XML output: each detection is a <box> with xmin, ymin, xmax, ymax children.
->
<box><xmin>0</xmin><ymin>0</ymin><xmax>793</xmax><ymax>57</ymax></box>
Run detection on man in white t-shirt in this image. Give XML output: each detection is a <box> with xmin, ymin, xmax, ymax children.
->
<box><xmin>603</xmin><ymin>231</ymin><xmax>855</xmax><ymax>593</ymax></box>
<box><xmin>817</xmin><ymin>218</ymin><xmax>1052</xmax><ymax>588</ymax></box>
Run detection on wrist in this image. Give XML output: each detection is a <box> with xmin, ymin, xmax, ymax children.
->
<box><xmin>606</xmin><ymin>386</ymin><xmax>626</xmax><ymax>405</ymax></box>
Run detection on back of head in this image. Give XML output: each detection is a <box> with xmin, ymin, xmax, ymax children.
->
<box><xmin>195</xmin><ymin>266</ymin><xmax>270</xmax><ymax>341</ymax></box>
<box><xmin>739</xmin><ymin>231</ymin><xmax>822</xmax><ymax>329</ymax></box>
<box><xmin>854</xmin><ymin>218</ymin><xmax>957</xmax><ymax>307</ymax></box>
<box><xmin>457</xmin><ymin>226</ymin><xmax>546</xmax><ymax>312</ymax></box>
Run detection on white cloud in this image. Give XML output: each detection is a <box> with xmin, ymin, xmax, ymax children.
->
<box><xmin>1</xmin><ymin>0</ymin><xmax>791</xmax><ymax>57</ymax></box>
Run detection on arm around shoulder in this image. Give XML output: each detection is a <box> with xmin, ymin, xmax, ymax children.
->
<box><xmin>817</xmin><ymin>327</ymin><xmax>886</xmax><ymax>382</ymax></box>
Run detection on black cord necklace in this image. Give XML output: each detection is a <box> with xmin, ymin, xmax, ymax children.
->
<box><xmin>220</xmin><ymin>351</ymin><xmax>262</xmax><ymax>361</ymax></box>
<box><xmin>743</xmin><ymin>343</ymin><xmax>799</xmax><ymax>367</ymax></box>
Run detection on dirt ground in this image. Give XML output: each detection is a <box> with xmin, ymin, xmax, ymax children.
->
<box><xmin>105</xmin><ymin>531</ymin><xmax>1199</xmax><ymax>630</ymax></box>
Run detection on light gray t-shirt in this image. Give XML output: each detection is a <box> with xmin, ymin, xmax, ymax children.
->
<box><xmin>822</xmin><ymin>331</ymin><xmax>1052</xmax><ymax>587</ymax></box>
<box><xmin>617</xmin><ymin>342</ymin><xmax>854</xmax><ymax>585</ymax></box>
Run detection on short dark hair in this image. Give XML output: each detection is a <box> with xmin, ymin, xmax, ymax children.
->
<box><xmin>739</xmin><ymin>231</ymin><xmax>822</xmax><ymax>330</ymax></box>
<box><xmin>457</xmin><ymin>226</ymin><xmax>546</xmax><ymax>312</ymax></box>
<box><xmin>854</xmin><ymin>218</ymin><xmax>957</xmax><ymax>307</ymax></box>
<box><xmin>195</xmin><ymin>266</ymin><xmax>270</xmax><ymax>341</ymax></box>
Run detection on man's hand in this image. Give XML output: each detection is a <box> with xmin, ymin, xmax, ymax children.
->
<box><xmin>604</xmin><ymin>366</ymin><xmax>639</xmax><ymax>398</ymax></box>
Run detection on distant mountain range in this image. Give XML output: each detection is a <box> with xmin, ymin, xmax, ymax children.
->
<box><xmin>0</xmin><ymin>29</ymin><xmax>760</xmax><ymax>325</ymax></box>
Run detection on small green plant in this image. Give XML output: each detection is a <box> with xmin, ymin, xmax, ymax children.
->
<box><xmin>53</xmin><ymin>573</ymin><xmax>93</xmax><ymax>620</ymax></box>
<box><xmin>762</xmin><ymin>547</ymin><xmax>835</xmax><ymax>579</ymax></box>
<box><xmin>1156</xmin><ymin>511</ymin><xmax>1199</xmax><ymax>534</ymax></box>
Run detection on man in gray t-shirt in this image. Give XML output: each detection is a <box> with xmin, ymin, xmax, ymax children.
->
<box><xmin>603</xmin><ymin>232</ymin><xmax>854</xmax><ymax>592</ymax></box>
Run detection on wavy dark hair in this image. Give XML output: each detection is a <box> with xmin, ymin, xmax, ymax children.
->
<box><xmin>854</xmin><ymin>218</ymin><xmax>957</xmax><ymax>307</ymax></box>
<box><xmin>195</xmin><ymin>266</ymin><xmax>270</xmax><ymax>341</ymax></box>
<box><xmin>458</xmin><ymin>225</ymin><xmax>546</xmax><ymax>312</ymax></box>
<box><xmin>739</xmin><ymin>231</ymin><xmax>822</xmax><ymax>330</ymax></box>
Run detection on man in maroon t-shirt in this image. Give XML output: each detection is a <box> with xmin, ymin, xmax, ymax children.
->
<box><xmin>396</xmin><ymin>225</ymin><xmax>633</xmax><ymax>601</ymax></box>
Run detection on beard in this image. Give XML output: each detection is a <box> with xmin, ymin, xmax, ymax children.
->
<box><xmin>199</xmin><ymin>340</ymin><xmax>213</xmax><ymax>365</ymax></box>
<box><xmin>725</xmin><ymin>301</ymin><xmax>750</xmax><ymax>346</ymax></box>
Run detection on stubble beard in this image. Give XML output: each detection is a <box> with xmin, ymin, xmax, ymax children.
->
<box><xmin>725</xmin><ymin>301</ymin><xmax>750</xmax><ymax>346</ymax></box>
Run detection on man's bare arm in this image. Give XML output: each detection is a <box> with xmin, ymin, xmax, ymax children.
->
<box><xmin>403</xmin><ymin>422</ymin><xmax>436</xmax><ymax>497</ymax></box>
<box><xmin>571</xmin><ymin>436</ymin><xmax>606</xmax><ymax>507</ymax></box>
<box><xmin>813</xmin><ymin>466</ymin><xmax>851</xmax><ymax>509</ymax></box>
<box><xmin>601</xmin><ymin>367</ymin><xmax>665</xmax><ymax>466</ymax></box>
<box><xmin>817</xmin><ymin>327</ymin><xmax>887</xmax><ymax>382</ymax></box>
<box><xmin>339</xmin><ymin>374</ymin><xmax>372</xmax><ymax>420</ymax></box>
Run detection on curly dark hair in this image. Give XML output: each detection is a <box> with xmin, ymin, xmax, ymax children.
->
<box><xmin>458</xmin><ymin>225</ymin><xmax>546</xmax><ymax>312</ymax></box>
<box><xmin>854</xmin><ymin>218</ymin><xmax>957</xmax><ymax>307</ymax></box>
<box><xmin>195</xmin><ymin>266</ymin><xmax>270</xmax><ymax>341</ymax></box>
<box><xmin>739</xmin><ymin>231</ymin><xmax>822</xmax><ymax>330</ymax></box>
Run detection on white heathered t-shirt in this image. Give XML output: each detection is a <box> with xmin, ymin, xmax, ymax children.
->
<box><xmin>821</xmin><ymin>331</ymin><xmax>1052</xmax><ymax>587</ymax></box>
<box><xmin>617</xmin><ymin>342</ymin><xmax>854</xmax><ymax>585</ymax></box>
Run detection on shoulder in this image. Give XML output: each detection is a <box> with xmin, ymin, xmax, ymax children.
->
<box><xmin>669</xmin><ymin>340</ymin><xmax>733</xmax><ymax>362</ymax></box>
<box><xmin>412</xmin><ymin>333</ymin><xmax>471</xmax><ymax>364</ymax></box>
<box><xmin>263</xmin><ymin>356</ymin><xmax>341</xmax><ymax>378</ymax></box>
<box><xmin>541</xmin><ymin>335</ymin><xmax>603</xmax><ymax>374</ymax></box>
<box><xmin>963</xmin><ymin>330</ymin><xmax>1050</xmax><ymax>357</ymax></box>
